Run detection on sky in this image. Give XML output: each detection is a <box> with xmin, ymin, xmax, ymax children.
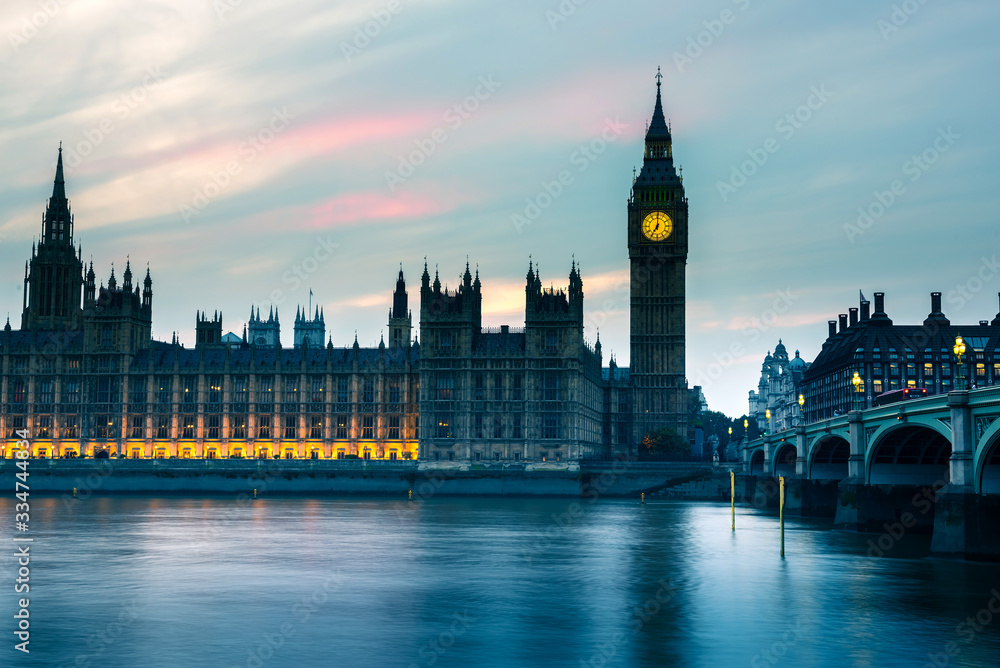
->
<box><xmin>1</xmin><ymin>0</ymin><xmax>998</xmax><ymax>419</ymax></box>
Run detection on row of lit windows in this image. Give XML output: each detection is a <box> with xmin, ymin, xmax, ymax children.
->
<box><xmin>7</xmin><ymin>414</ymin><xmax>410</xmax><ymax>441</ymax></box>
<box><xmin>3</xmin><ymin>374</ymin><xmax>409</xmax><ymax>407</ymax></box>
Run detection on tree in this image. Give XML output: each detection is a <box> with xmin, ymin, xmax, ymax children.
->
<box><xmin>698</xmin><ymin>410</ymin><xmax>732</xmax><ymax>445</ymax></box>
<box><xmin>732</xmin><ymin>414</ymin><xmax>761</xmax><ymax>442</ymax></box>
<box><xmin>640</xmin><ymin>427</ymin><xmax>689</xmax><ymax>459</ymax></box>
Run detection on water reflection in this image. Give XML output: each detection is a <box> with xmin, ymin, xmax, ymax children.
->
<box><xmin>0</xmin><ymin>496</ymin><xmax>998</xmax><ymax>668</ymax></box>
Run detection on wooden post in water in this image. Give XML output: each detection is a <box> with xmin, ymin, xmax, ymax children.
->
<box><xmin>730</xmin><ymin>471</ymin><xmax>735</xmax><ymax>531</ymax></box>
<box><xmin>779</xmin><ymin>476</ymin><xmax>785</xmax><ymax>558</ymax></box>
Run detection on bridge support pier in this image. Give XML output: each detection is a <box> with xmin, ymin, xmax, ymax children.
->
<box><xmin>932</xmin><ymin>391</ymin><xmax>1000</xmax><ymax>560</ymax></box>
<box><xmin>834</xmin><ymin>411</ymin><xmax>868</xmax><ymax>530</ymax></box>
<box><xmin>794</xmin><ymin>426</ymin><xmax>807</xmax><ymax>477</ymax></box>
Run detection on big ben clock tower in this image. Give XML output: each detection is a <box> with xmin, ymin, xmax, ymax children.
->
<box><xmin>628</xmin><ymin>68</ymin><xmax>688</xmax><ymax>447</ymax></box>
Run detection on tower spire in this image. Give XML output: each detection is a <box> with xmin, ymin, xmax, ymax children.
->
<box><xmin>41</xmin><ymin>144</ymin><xmax>73</xmax><ymax>245</ymax></box>
<box><xmin>646</xmin><ymin>66</ymin><xmax>670</xmax><ymax>142</ymax></box>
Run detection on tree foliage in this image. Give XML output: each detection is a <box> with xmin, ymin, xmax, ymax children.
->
<box><xmin>731</xmin><ymin>414</ymin><xmax>761</xmax><ymax>442</ymax></box>
<box><xmin>640</xmin><ymin>427</ymin><xmax>689</xmax><ymax>458</ymax></box>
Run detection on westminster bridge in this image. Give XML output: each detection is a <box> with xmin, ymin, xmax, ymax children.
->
<box><xmin>743</xmin><ymin>387</ymin><xmax>1000</xmax><ymax>560</ymax></box>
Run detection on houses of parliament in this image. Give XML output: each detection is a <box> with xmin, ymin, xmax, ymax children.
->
<box><xmin>1</xmin><ymin>76</ymin><xmax>689</xmax><ymax>461</ymax></box>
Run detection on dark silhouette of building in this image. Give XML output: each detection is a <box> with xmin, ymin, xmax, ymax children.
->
<box><xmin>3</xmin><ymin>72</ymin><xmax>692</xmax><ymax>462</ymax></box>
<box><xmin>803</xmin><ymin>292</ymin><xmax>1000</xmax><ymax>420</ymax></box>
<box><xmin>626</xmin><ymin>67</ymin><xmax>689</xmax><ymax>448</ymax></box>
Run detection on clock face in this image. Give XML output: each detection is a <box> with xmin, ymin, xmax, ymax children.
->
<box><xmin>642</xmin><ymin>211</ymin><xmax>672</xmax><ymax>241</ymax></box>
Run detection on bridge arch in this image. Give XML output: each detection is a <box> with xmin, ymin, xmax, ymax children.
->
<box><xmin>808</xmin><ymin>435</ymin><xmax>849</xmax><ymax>481</ymax></box>
<box><xmin>867</xmin><ymin>423</ymin><xmax>951</xmax><ymax>485</ymax></box>
<box><xmin>977</xmin><ymin>432</ymin><xmax>1000</xmax><ymax>495</ymax></box>
<box><xmin>749</xmin><ymin>450</ymin><xmax>765</xmax><ymax>476</ymax></box>
<box><xmin>773</xmin><ymin>443</ymin><xmax>797</xmax><ymax>478</ymax></box>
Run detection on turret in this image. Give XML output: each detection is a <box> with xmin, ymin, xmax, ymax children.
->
<box><xmin>293</xmin><ymin>299</ymin><xmax>325</xmax><ymax>348</ymax></box>
<box><xmin>195</xmin><ymin>310</ymin><xmax>223</xmax><ymax>347</ymax></box>
<box><xmin>142</xmin><ymin>265</ymin><xmax>152</xmax><ymax>309</ymax></box>
<box><xmin>21</xmin><ymin>146</ymin><xmax>85</xmax><ymax>330</ymax></box>
<box><xmin>389</xmin><ymin>266</ymin><xmax>412</xmax><ymax>348</ymax></box>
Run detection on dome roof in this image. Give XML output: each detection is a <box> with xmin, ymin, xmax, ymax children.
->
<box><xmin>789</xmin><ymin>349</ymin><xmax>806</xmax><ymax>370</ymax></box>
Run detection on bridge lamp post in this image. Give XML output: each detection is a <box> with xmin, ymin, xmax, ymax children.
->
<box><xmin>798</xmin><ymin>393</ymin><xmax>805</xmax><ymax>424</ymax></box>
<box><xmin>954</xmin><ymin>334</ymin><xmax>966</xmax><ymax>390</ymax></box>
<box><xmin>765</xmin><ymin>409</ymin><xmax>771</xmax><ymax>435</ymax></box>
<box><xmin>852</xmin><ymin>372</ymin><xmax>863</xmax><ymax>411</ymax></box>
<box><xmin>743</xmin><ymin>418</ymin><xmax>749</xmax><ymax>444</ymax></box>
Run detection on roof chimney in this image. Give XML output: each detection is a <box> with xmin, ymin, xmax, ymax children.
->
<box><xmin>849</xmin><ymin>308</ymin><xmax>858</xmax><ymax>327</ymax></box>
<box><xmin>870</xmin><ymin>292</ymin><xmax>892</xmax><ymax>325</ymax></box>
<box><xmin>993</xmin><ymin>292</ymin><xmax>1000</xmax><ymax>327</ymax></box>
<box><xmin>923</xmin><ymin>291</ymin><xmax>950</xmax><ymax>327</ymax></box>
<box><xmin>860</xmin><ymin>299</ymin><xmax>870</xmax><ymax>322</ymax></box>
<box><xmin>839</xmin><ymin>314</ymin><xmax>848</xmax><ymax>332</ymax></box>
<box><xmin>828</xmin><ymin>320</ymin><xmax>837</xmax><ymax>338</ymax></box>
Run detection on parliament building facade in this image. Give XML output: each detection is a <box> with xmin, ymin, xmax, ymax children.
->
<box><xmin>1</xmin><ymin>77</ymin><xmax>689</xmax><ymax>461</ymax></box>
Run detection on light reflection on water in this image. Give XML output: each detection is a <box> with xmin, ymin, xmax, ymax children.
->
<box><xmin>1</xmin><ymin>496</ymin><xmax>998</xmax><ymax>668</ymax></box>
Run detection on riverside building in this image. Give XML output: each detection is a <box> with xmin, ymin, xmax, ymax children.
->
<box><xmin>2</xmin><ymin>74</ymin><xmax>689</xmax><ymax>461</ymax></box>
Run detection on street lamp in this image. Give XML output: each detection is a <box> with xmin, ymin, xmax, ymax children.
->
<box><xmin>798</xmin><ymin>393</ymin><xmax>805</xmax><ymax>424</ymax></box>
<box><xmin>743</xmin><ymin>418</ymin><xmax>749</xmax><ymax>443</ymax></box>
<box><xmin>852</xmin><ymin>371</ymin><xmax>863</xmax><ymax>411</ymax></box>
<box><xmin>765</xmin><ymin>409</ymin><xmax>771</xmax><ymax>435</ymax></box>
<box><xmin>954</xmin><ymin>334</ymin><xmax>966</xmax><ymax>390</ymax></box>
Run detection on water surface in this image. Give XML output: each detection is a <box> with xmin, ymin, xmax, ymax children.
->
<box><xmin>2</xmin><ymin>495</ymin><xmax>999</xmax><ymax>667</ymax></box>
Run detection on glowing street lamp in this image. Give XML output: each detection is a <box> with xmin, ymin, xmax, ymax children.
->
<box><xmin>765</xmin><ymin>409</ymin><xmax>771</xmax><ymax>435</ymax></box>
<box><xmin>798</xmin><ymin>393</ymin><xmax>805</xmax><ymax>422</ymax></box>
<box><xmin>954</xmin><ymin>334</ymin><xmax>966</xmax><ymax>390</ymax></box>
<box><xmin>852</xmin><ymin>371</ymin><xmax>863</xmax><ymax>411</ymax></box>
<box><xmin>744</xmin><ymin>418</ymin><xmax>749</xmax><ymax>441</ymax></box>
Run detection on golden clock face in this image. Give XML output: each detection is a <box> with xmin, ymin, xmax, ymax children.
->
<box><xmin>642</xmin><ymin>211</ymin><xmax>672</xmax><ymax>241</ymax></box>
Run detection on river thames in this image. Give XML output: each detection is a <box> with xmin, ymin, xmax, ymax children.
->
<box><xmin>2</xmin><ymin>495</ymin><xmax>999</xmax><ymax>667</ymax></box>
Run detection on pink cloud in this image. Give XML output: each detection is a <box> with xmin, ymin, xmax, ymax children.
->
<box><xmin>306</xmin><ymin>190</ymin><xmax>451</xmax><ymax>227</ymax></box>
